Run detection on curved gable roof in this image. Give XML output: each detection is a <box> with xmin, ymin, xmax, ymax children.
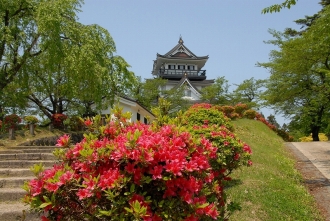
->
<box><xmin>160</xmin><ymin>37</ymin><xmax>208</xmax><ymax>59</ymax></box>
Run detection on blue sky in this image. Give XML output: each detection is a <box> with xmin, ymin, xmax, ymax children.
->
<box><xmin>78</xmin><ymin>0</ymin><xmax>322</xmax><ymax>124</ymax></box>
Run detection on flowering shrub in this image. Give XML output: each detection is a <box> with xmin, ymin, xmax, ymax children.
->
<box><xmin>24</xmin><ymin>109</ymin><xmax>230</xmax><ymax>220</ymax></box>
<box><xmin>234</xmin><ymin>104</ymin><xmax>248</xmax><ymax>117</ymax></box>
<box><xmin>218</xmin><ymin>106</ymin><xmax>235</xmax><ymax>118</ymax></box>
<box><xmin>243</xmin><ymin>109</ymin><xmax>257</xmax><ymax>119</ymax></box>
<box><xmin>183</xmin><ymin>103</ymin><xmax>233</xmax><ymax>131</ymax></box>
<box><xmin>181</xmin><ymin>104</ymin><xmax>252</xmax><ymax>217</ymax></box>
<box><xmin>51</xmin><ymin>114</ymin><xmax>67</xmax><ymax>129</ymax></box>
<box><xmin>24</xmin><ymin>115</ymin><xmax>39</xmax><ymax>124</ymax></box>
<box><xmin>3</xmin><ymin>114</ymin><xmax>21</xmax><ymax>130</ymax></box>
<box><xmin>254</xmin><ymin>114</ymin><xmax>294</xmax><ymax>142</ymax></box>
<box><xmin>229</xmin><ymin>112</ymin><xmax>240</xmax><ymax>120</ymax></box>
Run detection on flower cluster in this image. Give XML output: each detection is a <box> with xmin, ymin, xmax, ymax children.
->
<box><xmin>51</xmin><ymin>114</ymin><xmax>67</xmax><ymax>129</ymax></box>
<box><xmin>24</xmin><ymin>112</ymin><xmax>227</xmax><ymax>220</ymax></box>
<box><xmin>3</xmin><ymin>114</ymin><xmax>21</xmax><ymax>130</ymax></box>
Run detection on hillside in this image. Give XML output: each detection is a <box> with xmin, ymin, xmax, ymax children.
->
<box><xmin>227</xmin><ymin>119</ymin><xmax>324</xmax><ymax>221</ymax></box>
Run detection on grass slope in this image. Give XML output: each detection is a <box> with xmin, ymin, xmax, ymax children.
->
<box><xmin>227</xmin><ymin>119</ymin><xmax>324</xmax><ymax>221</ymax></box>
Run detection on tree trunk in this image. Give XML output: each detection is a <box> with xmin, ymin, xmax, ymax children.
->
<box><xmin>0</xmin><ymin>105</ymin><xmax>3</xmax><ymax>121</ymax></box>
<box><xmin>311</xmin><ymin>126</ymin><xmax>320</xmax><ymax>141</ymax></box>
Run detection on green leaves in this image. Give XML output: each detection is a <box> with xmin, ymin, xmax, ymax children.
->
<box><xmin>30</xmin><ymin>163</ymin><xmax>44</xmax><ymax>177</ymax></box>
<box><xmin>262</xmin><ymin>0</ymin><xmax>297</xmax><ymax>14</ymax></box>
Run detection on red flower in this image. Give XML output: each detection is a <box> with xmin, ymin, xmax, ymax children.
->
<box><xmin>76</xmin><ymin>188</ymin><xmax>92</xmax><ymax>200</ymax></box>
<box><xmin>41</xmin><ymin>216</ymin><xmax>50</xmax><ymax>221</ymax></box>
<box><xmin>149</xmin><ymin>165</ymin><xmax>163</xmax><ymax>180</ymax></box>
<box><xmin>84</xmin><ymin>119</ymin><xmax>93</xmax><ymax>127</ymax></box>
<box><xmin>56</xmin><ymin>134</ymin><xmax>70</xmax><ymax>147</ymax></box>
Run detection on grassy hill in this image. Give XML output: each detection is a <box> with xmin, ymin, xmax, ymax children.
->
<box><xmin>227</xmin><ymin>119</ymin><xmax>324</xmax><ymax>221</ymax></box>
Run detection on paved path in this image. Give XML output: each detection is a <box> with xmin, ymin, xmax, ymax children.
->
<box><xmin>287</xmin><ymin>142</ymin><xmax>330</xmax><ymax>220</ymax></box>
<box><xmin>290</xmin><ymin>142</ymin><xmax>330</xmax><ymax>180</ymax></box>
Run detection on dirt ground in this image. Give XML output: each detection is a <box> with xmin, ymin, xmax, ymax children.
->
<box><xmin>286</xmin><ymin>143</ymin><xmax>330</xmax><ymax>221</ymax></box>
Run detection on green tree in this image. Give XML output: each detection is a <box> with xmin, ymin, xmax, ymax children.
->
<box><xmin>0</xmin><ymin>0</ymin><xmax>80</xmax><ymax>92</ymax></box>
<box><xmin>231</xmin><ymin>77</ymin><xmax>265</xmax><ymax>108</ymax></box>
<box><xmin>0</xmin><ymin>0</ymin><xmax>136</xmax><ymax>119</ymax></box>
<box><xmin>200</xmin><ymin>76</ymin><xmax>231</xmax><ymax>105</ymax></box>
<box><xmin>284</xmin><ymin>0</ymin><xmax>330</xmax><ymax>36</ymax></box>
<box><xmin>134</xmin><ymin>78</ymin><xmax>167</xmax><ymax>109</ymax></box>
<box><xmin>267</xmin><ymin>114</ymin><xmax>280</xmax><ymax>129</ymax></box>
<box><xmin>259</xmin><ymin>5</ymin><xmax>330</xmax><ymax>141</ymax></box>
<box><xmin>134</xmin><ymin>77</ymin><xmax>188</xmax><ymax>114</ymax></box>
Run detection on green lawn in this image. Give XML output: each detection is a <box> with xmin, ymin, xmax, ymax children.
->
<box><xmin>226</xmin><ymin>119</ymin><xmax>324</xmax><ymax>221</ymax></box>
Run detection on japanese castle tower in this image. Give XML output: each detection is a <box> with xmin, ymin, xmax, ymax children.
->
<box><xmin>151</xmin><ymin>37</ymin><xmax>214</xmax><ymax>102</ymax></box>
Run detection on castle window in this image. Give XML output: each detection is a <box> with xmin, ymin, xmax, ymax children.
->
<box><xmin>187</xmin><ymin>65</ymin><xmax>195</xmax><ymax>70</ymax></box>
<box><xmin>137</xmin><ymin>113</ymin><xmax>140</xmax><ymax>121</ymax></box>
<box><xmin>178</xmin><ymin>65</ymin><xmax>185</xmax><ymax>70</ymax></box>
<box><xmin>168</xmin><ymin>65</ymin><xmax>175</xmax><ymax>69</ymax></box>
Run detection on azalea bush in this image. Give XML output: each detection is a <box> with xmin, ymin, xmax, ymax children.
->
<box><xmin>254</xmin><ymin>113</ymin><xmax>293</xmax><ymax>142</ymax></box>
<box><xmin>24</xmin><ymin>109</ymin><xmax>232</xmax><ymax>220</ymax></box>
<box><xmin>3</xmin><ymin>114</ymin><xmax>21</xmax><ymax>130</ymax></box>
<box><xmin>181</xmin><ymin>104</ymin><xmax>252</xmax><ymax>171</ymax></box>
<box><xmin>182</xmin><ymin>103</ymin><xmax>233</xmax><ymax>131</ymax></box>
<box><xmin>243</xmin><ymin>109</ymin><xmax>257</xmax><ymax>119</ymax></box>
<box><xmin>180</xmin><ymin>103</ymin><xmax>253</xmax><ymax>217</ymax></box>
<box><xmin>234</xmin><ymin>104</ymin><xmax>248</xmax><ymax>117</ymax></box>
<box><xmin>51</xmin><ymin>113</ymin><xmax>67</xmax><ymax>129</ymax></box>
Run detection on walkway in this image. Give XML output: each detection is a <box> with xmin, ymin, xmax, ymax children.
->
<box><xmin>286</xmin><ymin>142</ymin><xmax>330</xmax><ymax>220</ymax></box>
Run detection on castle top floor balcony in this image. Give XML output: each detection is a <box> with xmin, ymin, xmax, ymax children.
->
<box><xmin>157</xmin><ymin>69</ymin><xmax>206</xmax><ymax>81</ymax></box>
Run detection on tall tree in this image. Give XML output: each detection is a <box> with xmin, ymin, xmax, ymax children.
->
<box><xmin>0</xmin><ymin>0</ymin><xmax>137</xmax><ymax>118</ymax></box>
<box><xmin>200</xmin><ymin>76</ymin><xmax>231</xmax><ymax>105</ymax></box>
<box><xmin>267</xmin><ymin>114</ymin><xmax>280</xmax><ymax>129</ymax></box>
<box><xmin>259</xmin><ymin>5</ymin><xmax>330</xmax><ymax>141</ymax></box>
<box><xmin>134</xmin><ymin>77</ymin><xmax>188</xmax><ymax>114</ymax></box>
<box><xmin>284</xmin><ymin>0</ymin><xmax>330</xmax><ymax>36</ymax></box>
<box><xmin>0</xmin><ymin>0</ymin><xmax>81</xmax><ymax>92</ymax></box>
<box><xmin>231</xmin><ymin>77</ymin><xmax>265</xmax><ymax>108</ymax></box>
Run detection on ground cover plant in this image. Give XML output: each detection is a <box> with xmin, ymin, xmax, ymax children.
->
<box><xmin>23</xmin><ymin>106</ymin><xmax>252</xmax><ymax>221</ymax></box>
<box><xmin>226</xmin><ymin>119</ymin><xmax>324</xmax><ymax>221</ymax></box>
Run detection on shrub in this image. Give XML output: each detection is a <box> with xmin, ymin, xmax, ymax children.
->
<box><xmin>234</xmin><ymin>104</ymin><xmax>248</xmax><ymax>117</ymax></box>
<box><xmin>219</xmin><ymin>106</ymin><xmax>235</xmax><ymax>118</ymax></box>
<box><xmin>24</xmin><ymin>112</ymin><xmax>227</xmax><ymax>220</ymax></box>
<box><xmin>3</xmin><ymin>114</ymin><xmax>21</xmax><ymax>130</ymax></box>
<box><xmin>183</xmin><ymin>103</ymin><xmax>233</xmax><ymax>131</ymax></box>
<box><xmin>24</xmin><ymin>104</ymin><xmax>253</xmax><ymax>221</ymax></box>
<box><xmin>24</xmin><ymin>116</ymin><xmax>39</xmax><ymax>124</ymax></box>
<box><xmin>181</xmin><ymin>103</ymin><xmax>252</xmax><ymax>218</ymax></box>
<box><xmin>51</xmin><ymin>114</ymin><xmax>67</xmax><ymax>129</ymax></box>
<box><xmin>229</xmin><ymin>112</ymin><xmax>240</xmax><ymax>120</ymax></box>
<box><xmin>243</xmin><ymin>109</ymin><xmax>257</xmax><ymax>119</ymax></box>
